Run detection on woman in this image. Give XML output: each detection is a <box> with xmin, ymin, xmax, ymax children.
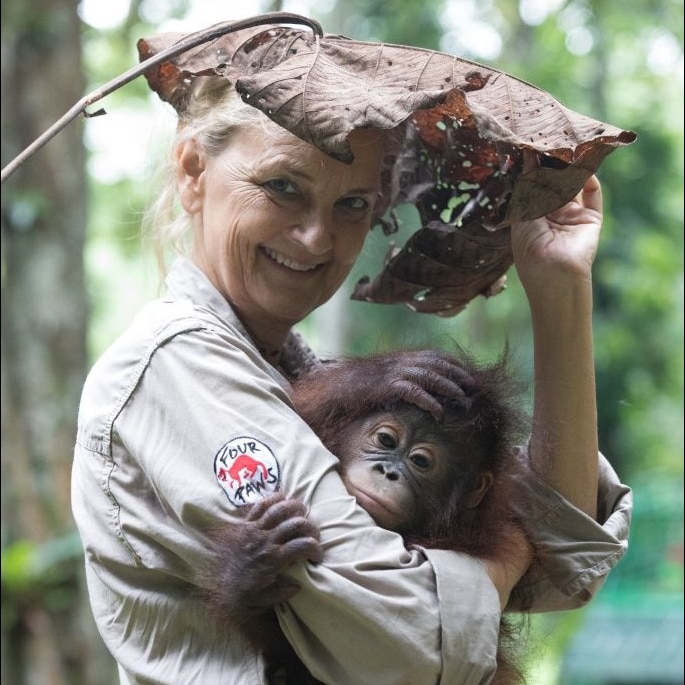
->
<box><xmin>71</xmin><ymin>62</ymin><xmax>631</xmax><ymax>684</ymax></box>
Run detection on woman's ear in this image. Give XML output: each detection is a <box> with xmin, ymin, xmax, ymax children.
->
<box><xmin>176</xmin><ymin>139</ymin><xmax>206</xmax><ymax>214</ymax></box>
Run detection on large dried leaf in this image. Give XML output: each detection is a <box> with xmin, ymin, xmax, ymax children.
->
<box><xmin>352</xmin><ymin>218</ymin><xmax>513</xmax><ymax>316</ymax></box>
<box><xmin>138</xmin><ymin>21</ymin><xmax>636</xmax><ymax>316</ymax></box>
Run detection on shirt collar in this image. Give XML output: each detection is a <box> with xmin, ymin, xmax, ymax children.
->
<box><xmin>164</xmin><ymin>257</ymin><xmax>320</xmax><ymax>378</ymax></box>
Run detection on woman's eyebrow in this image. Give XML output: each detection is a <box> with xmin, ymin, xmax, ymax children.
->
<box><xmin>345</xmin><ymin>185</ymin><xmax>380</xmax><ymax>196</ymax></box>
<box><xmin>259</xmin><ymin>161</ymin><xmax>313</xmax><ymax>182</ymax></box>
<box><xmin>263</xmin><ymin>163</ymin><xmax>378</xmax><ymax>195</ymax></box>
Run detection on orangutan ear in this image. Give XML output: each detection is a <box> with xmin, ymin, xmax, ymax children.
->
<box><xmin>176</xmin><ymin>139</ymin><xmax>206</xmax><ymax>214</ymax></box>
<box><xmin>464</xmin><ymin>471</ymin><xmax>494</xmax><ymax>508</ymax></box>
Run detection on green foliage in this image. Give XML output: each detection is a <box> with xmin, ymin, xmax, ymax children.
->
<box><xmin>319</xmin><ymin>0</ymin><xmax>444</xmax><ymax>47</ymax></box>
<box><xmin>610</xmin><ymin>479</ymin><xmax>684</xmax><ymax>593</ymax></box>
<box><xmin>1</xmin><ymin>533</ymin><xmax>84</xmax><ymax>628</ymax></box>
<box><xmin>1</xmin><ymin>534</ymin><xmax>82</xmax><ymax>593</ymax></box>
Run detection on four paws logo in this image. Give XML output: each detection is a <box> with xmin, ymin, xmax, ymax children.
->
<box><xmin>214</xmin><ymin>437</ymin><xmax>280</xmax><ymax>506</ymax></box>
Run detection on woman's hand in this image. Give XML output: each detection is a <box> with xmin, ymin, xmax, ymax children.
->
<box><xmin>511</xmin><ymin>174</ymin><xmax>603</xmax><ymax>295</ymax></box>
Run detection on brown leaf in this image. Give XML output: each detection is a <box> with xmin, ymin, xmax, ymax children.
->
<box><xmin>352</xmin><ymin>219</ymin><xmax>513</xmax><ymax>316</ymax></box>
<box><xmin>138</xmin><ymin>21</ymin><xmax>636</xmax><ymax>316</ymax></box>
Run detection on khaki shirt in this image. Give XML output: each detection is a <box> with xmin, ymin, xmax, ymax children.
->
<box><xmin>72</xmin><ymin>258</ymin><xmax>632</xmax><ymax>685</ymax></box>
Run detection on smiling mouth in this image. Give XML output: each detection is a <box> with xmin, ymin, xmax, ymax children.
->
<box><xmin>262</xmin><ymin>247</ymin><xmax>324</xmax><ymax>273</ymax></box>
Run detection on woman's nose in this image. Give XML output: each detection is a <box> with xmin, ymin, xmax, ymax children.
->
<box><xmin>292</xmin><ymin>212</ymin><xmax>334</xmax><ymax>255</ymax></box>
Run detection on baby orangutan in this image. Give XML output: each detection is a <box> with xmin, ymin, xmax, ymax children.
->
<box><xmin>206</xmin><ymin>348</ymin><xmax>532</xmax><ymax>685</ymax></box>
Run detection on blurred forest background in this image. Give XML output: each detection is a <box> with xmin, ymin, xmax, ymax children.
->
<box><xmin>1</xmin><ymin>0</ymin><xmax>683</xmax><ymax>683</ymax></box>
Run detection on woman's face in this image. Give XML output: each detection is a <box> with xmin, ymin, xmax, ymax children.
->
<box><xmin>178</xmin><ymin>122</ymin><xmax>385</xmax><ymax>344</ymax></box>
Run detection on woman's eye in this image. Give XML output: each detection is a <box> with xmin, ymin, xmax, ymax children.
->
<box><xmin>264</xmin><ymin>178</ymin><xmax>298</xmax><ymax>196</ymax></box>
<box><xmin>376</xmin><ymin>431</ymin><xmax>397</xmax><ymax>450</ymax></box>
<box><xmin>339</xmin><ymin>196</ymin><xmax>369</xmax><ymax>211</ymax></box>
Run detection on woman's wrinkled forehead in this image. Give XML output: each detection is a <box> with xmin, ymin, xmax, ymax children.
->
<box><xmin>235</xmin><ymin>123</ymin><xmax>386</xmax><ymax>189</ymax></box>
<box><xmin>255</xmin><ymin>117</ymin><xmax>387</xmax><ymax>160</ymax></box>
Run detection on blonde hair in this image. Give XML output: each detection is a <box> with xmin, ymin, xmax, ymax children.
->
<box><xmin>143</xmin><ymin>76</ymin><xmax>278</xmax><ymax>275</ymax></box>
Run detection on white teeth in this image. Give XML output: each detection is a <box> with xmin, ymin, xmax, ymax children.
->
<box><xmin>263</xmin><ymin>247</ymin><xmax>320</xmax><ymax>272</ymax></box>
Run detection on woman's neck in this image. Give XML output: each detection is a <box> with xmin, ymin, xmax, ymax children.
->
<box><xmin>236</xmin><ymin>311</ymin><xmax>291</xmax><ymax>368</ymax></box>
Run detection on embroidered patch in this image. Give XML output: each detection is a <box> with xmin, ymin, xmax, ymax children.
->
<box><xmin>214</xmin><ymin>436</ymin><xmax>280</xmax><ymax>506</ymax></box>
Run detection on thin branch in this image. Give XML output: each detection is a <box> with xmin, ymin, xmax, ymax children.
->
<box><xmin>1</xmin><ymin>12</ymin><xmax>323</xmax><ymax>184</ymax></box>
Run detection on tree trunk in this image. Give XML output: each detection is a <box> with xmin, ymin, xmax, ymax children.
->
<box><xmin>1</xmin><ymin>1</ymin><xmax>115</xmax><ymax>682</ymax></box>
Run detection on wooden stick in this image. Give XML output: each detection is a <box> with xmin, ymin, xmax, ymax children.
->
<box><xmin>1</xmin><ymin>12</ymin><xmax>322</xmax><ymax>184</ymax></box>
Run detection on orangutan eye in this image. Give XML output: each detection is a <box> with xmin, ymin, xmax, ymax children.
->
<box><xmin>410</xmin><ymin>452</ymin><xmax>432</xmax><ymax>470</ymax></box>
<box><xmin>377</xmin><ymin>430</ymin><xmax>397</xmax><ymax>450</ymax></box>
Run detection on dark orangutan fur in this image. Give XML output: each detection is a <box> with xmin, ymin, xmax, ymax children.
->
<box><xmin>206</xmin><ymin>347</ymin><xmax>532</xmax><ymax>685</ymax></box>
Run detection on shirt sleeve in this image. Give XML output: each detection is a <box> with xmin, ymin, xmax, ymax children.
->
<box><xmin>507</xmin><ymin>447</ymin><xmax>633</xmax><ymax>612</ymax></box>
<box><xmin>114</xmin><ymin>324</ymin><xmax>501</xmax><ymax>685</ymax></box>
